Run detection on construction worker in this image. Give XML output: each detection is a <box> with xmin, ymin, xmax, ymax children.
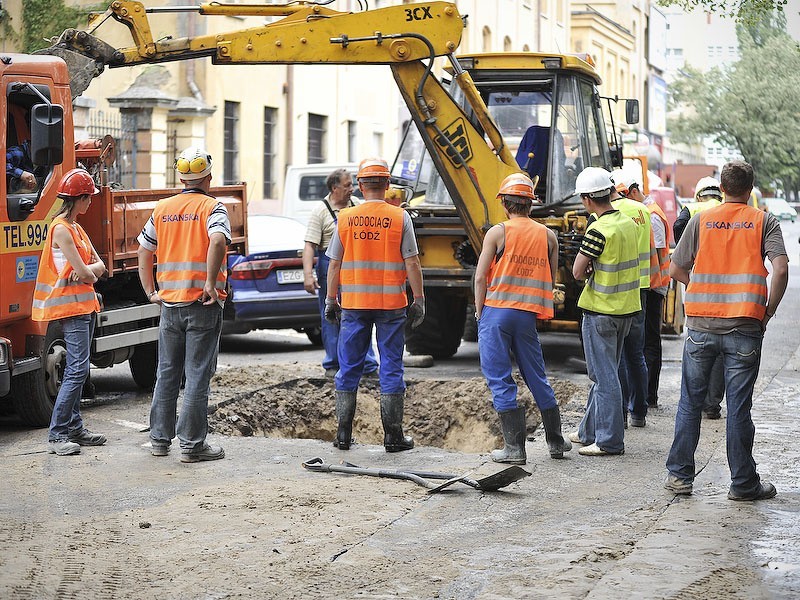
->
<box><xmin>474</xmin><ymin>173</ymin><xmax>571</xmax><ymax>464</ymax></box>
<box><xmin>137</xmin><ymin>146</ymin><xmax>230</xmax><ymax>463</ymax></box>
<box><xmin>610</xmin><ymin>170</ymin><xmax>651</xmax><ymax>429</ymax></box>
<box><xmin>666</xmin><ymin>160</ymin><xmax>788</xmax><ymax>500</ymax></box>
<box><xmin>32</xmin><ymin>168</ymin><xmax>107</xmax><ymax>455</ymax></box>
<box><xmin>324</xmin><ymin>158</ymin><xmax>424</xmax><ymax>452</ymax></box>
<box><xmin>302</xmin><ymin>168</ymin><xmax>378</xmax><ymax>379</ymax></box>
<box><xmin>570</xmin><ymin>167</ymin><xmax>641</xmax><ymax>456</ymax></box>
<box><xmin>674</xmin><ymin>177</ymin><xmax>725</xmax><ymax>419</ymax></box>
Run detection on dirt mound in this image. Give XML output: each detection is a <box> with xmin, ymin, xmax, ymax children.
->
<box><xmin>208</xmin><ymin>364</ymin><xmax>586</xmax><ymax>453</ymax></box>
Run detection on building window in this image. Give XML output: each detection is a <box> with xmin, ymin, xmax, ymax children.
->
<box><xmin>263</xmin><ymin>106</ymin><xmax>277</xmax><ymax>198</ymax></box>
<box><xmin>223</xmin><ymin>101</ymin><xmax>240</xmax><ymax>185</ymax></box>
<box><xmin>372</xmin><ymin>131</ymin><xmax>384</xmax><ymax>156</ymax></box>
<box><xmin>347</xmin><ymin>120</ymin><xmax>357</xmax><ymax>163</ymax></box>
<box><xmin>482</xmin><ymin>26</ymin><xmax>492</xmax><ymax>52</ymax></box>
<box><xmin>503</xmin><ymin>36</ymin><xmax>512</xmax><ymax>52</ymax></box>
<box><xmin>308</xmin><ymin>113</ymin><xmax>327</xmax><ymax>164</ymax></box>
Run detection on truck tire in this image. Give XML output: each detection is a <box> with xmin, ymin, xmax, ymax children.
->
<box><xmin>405</xmin><ymin>289</ymin><xmax>466</xmax><ymax>359</ymax></box>
<box><xmin>12</xmin><ymin>321</ymin><xmax>66</xmax><ymax>428</ymax></box>
<box><xmin>462</xmin><ymin>303</ymin><xmax>478</xmax><ymax>342</ymax></box>
<box><xmin>305</xmin><ymin>326</ymin><xmax>323</xmax><ymax>347</ymax></box>
<box><xmin>129</xmin><ymin>342</ymin><xmax>158</xmax><ymax>391</ymax></box>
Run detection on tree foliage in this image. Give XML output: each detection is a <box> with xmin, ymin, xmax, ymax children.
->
<box><xmin>667</xmin><ymin>12</ymin><xmax>800</xmax><ymax>189</ymax></box>
<box><xmin>657</xmin><ymin>0</ymin><xmax>788</xmax><ymax>25</ymax></box>
<box><xmin>21</xmin><ymin>0</ymin><xmax>107</xmax><ymax>54</ymax></box>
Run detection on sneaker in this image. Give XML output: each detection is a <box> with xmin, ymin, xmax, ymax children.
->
<box><xmin>630</xmin><ymin>416</ymin><xmax>646</xmax><ymax>428</ymax></box>
<box><xmin>324</xmin><ymin>368</ymin><xmax>338</xmax><ymax>379</ymax></box>
<box><xmin>567</xmin><ymin>431</ymin><xmax>585</xmax><ymax>445</ymax></box>
<box><xmin>578</xmin><ymin>443</ymin><xmax>624</xmax><ymax>456</ymax></box>
<box><xmin>664</xmin><ymin>474</ymin><xmax>693</xmax><ymax>495</ymax></box>
<box><xmin>68</xmin><ymin>428</ymin><xmax>107</xmax><ymax>446</ymax></box>
<box><xmin>728</xmin><ymin>482</ymin><xmax>777</xmax><ymax>501</ymax></box>
<box><xmin>48</xmin><ymin>440</ymin><xmax>81</xmax><ymax>456</ymax></box>
<box><xmin>151</xmin><ymin>443</ymin><xmax>170</xmax><ymax>457</ymax></box>
<box><xmin>180</xmin><ymin>443</ymin><xmax>225</xmax><ymax>463</ymax></box>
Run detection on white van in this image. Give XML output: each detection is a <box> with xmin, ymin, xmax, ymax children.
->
<box><xmin>281</xmin><ymin>163</ymin><xmax>362</xmax><ymax>224</ymax></box>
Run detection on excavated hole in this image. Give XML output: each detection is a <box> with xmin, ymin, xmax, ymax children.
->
<box><xmin>208</xmin><ymin>365</ymin><xmax>585</xmax><ymax>453</ymax></box>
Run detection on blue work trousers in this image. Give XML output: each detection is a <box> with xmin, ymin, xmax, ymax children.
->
<box><xmin>149</xmin><ymin>303</ymin><xmax>223</xmax><ymax>451</ymax></box>
<box><xmin>578</xmin><ymin>312</ymin><xmax>632</xmax><ymax>453</ymax></box>
<box><xmin>619</xmin><ymin>291</ymin><xmax>648</xmax><ymax>420</ymax></box>
<box><xmin>48</xmin><ymin>313</ymin><xmax>94</xmax><ymax>442</ymax></box>
<box><xmin>666</xmin><ymin>328</ymin><xmax>763</xmax><ymax>496</ymax></box>
<box><xmin>316</xmin><ymin>251</ymin><xmax>378</xmax><ymax>373</ymax></box>
<box><xmin>477</xmin><ymin>305</ymin><xmax>557</xmax><ymax>412</ymax></box>
<box><xmin>335</xmin><ymin>308</ymin><xmax>405</xmax><ymax>394</ymax></box>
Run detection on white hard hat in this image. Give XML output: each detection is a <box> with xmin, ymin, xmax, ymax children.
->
<box><xmin>610</xmin><ymin>169</ymin><xmax>630</xmax><ymax>194</ymax></box>
<box><xmin>175</xmin><ymin>146</ymin><xmax>212</xmax><ymax>181</ymax></box>
<box><xmin>694</xmin><ymin>176</ymin><xmax>721</xmax><ymax>200</ymax></box>
<box><xmin>575</xmin><ymin>167</ymin><xmax>614</xmax><ymax>198</ymax></box>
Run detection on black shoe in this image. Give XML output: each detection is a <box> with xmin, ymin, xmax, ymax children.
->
<box><xmin>704</xmin><ymin>410</ymin><xmax>722</xmax><ymax>420</ymax></box>
<box><xmin>728</xmin><ymin>482</ymin><xmax>777</xmax><ymax>501</ymax></box>
<box><xmin>630</xmin><ymin>416</ymin><xmax>646</xmax><ymax>428</ymax></box>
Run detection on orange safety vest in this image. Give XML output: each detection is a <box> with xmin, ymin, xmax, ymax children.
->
<box><xmin>646</xmin><ymin>201</ymin><xmax>671</xmax><ymax>289</ymax></box>
<box><xmin>153</xmin><ymin>192</ymin><xmax>227</xmax><ymax>303</ymax></box>
<box><xmin>337</xmin><ymin>201</ymin><xmax>407</xmax><ymax>310</ymax></box>
<box><xmin>485</xmin><ymin>218</ymin><xmax>554</xmax><ymax>319</ymax></box>
<box><xmin>684</xmin><ymin>203</ymin><xmax>767</xmax><ymax>320</ymax></box>
<box><xmin>32</xmin><ymin>217</ymin><xmax>101</xmax><ymax>321</ymax></box>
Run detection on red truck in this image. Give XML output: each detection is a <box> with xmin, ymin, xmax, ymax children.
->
<box><xmin>1</xmin><ymin>53</ymin><xmax>246</xmax><ymax>426</ymax></box>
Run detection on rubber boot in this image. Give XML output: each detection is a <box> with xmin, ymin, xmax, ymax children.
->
<box><xmin>491</xmin><ymin>406</ymin><xmax>527</xmax><ymax>465</ymax></box>
<box><xmin>334</xmin><ymin>390</ymin><xmax>357</xmax><ymax>450</ymax></box>
<box><xmin>380</xmin><ymin>393</ymin><xmax>414</xmax><ymax>452</ymax></box>
<box><xmin>540</xmin><ymin>406</ymin><xmax>572</xmax><ymax>459</ymax></box>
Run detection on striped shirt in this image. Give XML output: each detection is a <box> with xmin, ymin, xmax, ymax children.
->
<box><xmin>137</xmin><ymin>191</ymin><xmax>231</xmax><ymax>252</ymax></box>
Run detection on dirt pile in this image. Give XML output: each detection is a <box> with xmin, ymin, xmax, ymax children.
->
<box><xmin>208</xmin><ymin>364</ymin><xmax>586</xmax><ymax>453</ymax></box>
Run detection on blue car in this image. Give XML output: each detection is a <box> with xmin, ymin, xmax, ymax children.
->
<box><xmin>223</xmin><ymin>215</ymin><xmax>322</xmax><ymax>344</ymax></box>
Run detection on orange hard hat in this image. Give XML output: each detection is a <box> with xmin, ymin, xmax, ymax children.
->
<box><xmin>58</xmin><ymin>168</ymin><xmax>99</xmax><ymax>197</ymax></box>
<box><xmin>497</xmin><ymin>173</ymin><xmax>535</xmax><ymax>201</ymax></box>
<box><xmin>357</xmin><ymin>158</ymin><xmax>391</xmax><ymax>180</ymax></box>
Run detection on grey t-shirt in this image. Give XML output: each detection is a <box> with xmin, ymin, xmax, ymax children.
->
<box><xmin>672</xmin><ymin>207</ymin><xmax>787</xmax><ymax>334</ymax></box>
<box><xmin>326</xmin><ymin>200</ymin><xmax>419</xmax><ymax>261</ymax></box>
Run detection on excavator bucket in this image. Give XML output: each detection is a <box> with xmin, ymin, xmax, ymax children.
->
<box><xmin>33</xmin><ymin>46</ymin><xmax>103</xmax><ymax>100</ymax></box>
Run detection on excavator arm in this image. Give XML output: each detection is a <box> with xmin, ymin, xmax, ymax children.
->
<box><xmin>44</xmin><ymin>0</ymin><xmax>521</xmax><ymax>250</ymax></box>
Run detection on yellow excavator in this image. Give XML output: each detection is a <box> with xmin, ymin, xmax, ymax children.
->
<box><xmin>44</xmin><ymin>0</ymin><xmax>652</xmax><ymax>358</ymax></box>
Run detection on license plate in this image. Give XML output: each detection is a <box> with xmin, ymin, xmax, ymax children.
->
<box><xmin>277</xmin><ymin>269</ymin><xmax>304</xmax><ymax>284</ymax></box>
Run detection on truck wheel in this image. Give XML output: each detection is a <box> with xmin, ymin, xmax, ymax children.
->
<box><xmin>405</xmin><ymin>290</ymin><xmax>466</xmax><ymax>359</ymax></box>
<box><xmin>462</xmin><ymin>303</ymin><xmax>478</xmax><ymax>342</ymax></box>
<box><xmin>12</xmin><ymin>321</ymin><xmax>65</xmax><ymax>427</ymax></box>
<box><xmin>129</xmin><ymin>342</ymin><xmax>158</xmax><ymax>391</ymax></box>
<box><xmin>305</xmin><ymin>326</ymin><xmax>323</xmax><ymax>347</ymax></box>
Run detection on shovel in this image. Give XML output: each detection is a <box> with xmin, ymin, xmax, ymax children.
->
<box><xmin>302</xmin><ymin>458</ymin><xmax>530</xmax><ymax>493</ymax></box>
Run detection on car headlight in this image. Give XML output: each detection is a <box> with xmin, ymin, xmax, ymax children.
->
<box><xmin>0</xmin><ymin>342</ymin><xmax>7</xmax><ymax>367</ymax></box>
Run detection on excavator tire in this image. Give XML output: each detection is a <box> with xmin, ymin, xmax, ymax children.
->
<box><xmin>405</xmin><ymin>289</ymin><xmax>466</xmax><ymax>359</ymax></box>
<box><xmin>129</xmin><ymin>342</ymin><xmax>158</xmax><ymax>391</ymax></box>
<box><xmin>12</xmin><ymin>321</ymin><xmax>65</xmax><ymax>428</ymax></box>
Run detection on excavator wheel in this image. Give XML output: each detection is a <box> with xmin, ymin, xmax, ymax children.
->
<box><xmin>129</xmin><ymin>342</ymin><xmax>158</xmax><ymax>391</ymax></box>
<box><xmin>12</xmin><ymin>321</ymin><xmax>65</xmax><ymax>427</ymax></box>
<box><xmin>405</xmin><ymin>289</ymin><xmax>466</xmax><ymax>359</ymax></box>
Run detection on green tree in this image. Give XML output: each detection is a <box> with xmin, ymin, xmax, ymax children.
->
<box><xmin>21</xmin><ymin>0</ymin><xmax>106</xmax><ymax>53</ymax></box>
<box><xmin>667</xmin><ymin>13</ymin><xmax>800</xmax><ymax>191</ymax></box>
<box><xmin>657</xmin><ymin>0</ymin><xmax>788</xmax><ymax>24</ymax></box>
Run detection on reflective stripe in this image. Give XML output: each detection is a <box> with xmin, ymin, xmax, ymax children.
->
<box><xmin>32</xmin><ymin>291</ymin><xmax>98</xmax><ymax>309</ymax></box>
<box><xmin>639</xmin><ymin>251</ymin><xmax>650</xmax><ymax>261</ymax></box>
<box><xmin>158</xmin><ymin>261</ymin><xmax>225</xmax><ymax>274</ymax></box>
<box><xmin>487</xmin><ymin>275</ymin><xmax>550</xmax><ymax>291</ymax></box>
<box><xmin>487</xmin><ymin>289</ymin><xmax>554</xmax><ymax>307</ymax></box>
<box><xmin>158</xmin><ymin>279</ymin><xmax>226</xmax><ymax>291</ymax></box>
<box><xmin>341</xmin><ymin>261</ymin><xmax>406</xmax><ymax>272</ymax></box>
<box><xmin>593</xmin><ymin>257</ymin><xmax>639</xmax><ymax>272</ymax></box>
<box><xmin>341</xmin><ymin>283</ymin><xmax>406</xmax><ymax>295</ymax></box>
<box><xmin>589</xmin><ymin>278</ymin><xmax>641</xmax><ymax>295</ymax></box>
<box><xmin>685</xmin><ymin>291</ymin><xmax>767</xmax><ymax>305</ymax></box>
<box><xmin>640</xmin><ymin>267</ymin><xmax>650</xmax><ymax>277</ymax></box>
<box><xmin>691</xmin><ymin>273</ymin><xmax>767</xmax><ymax>286</ymax></box>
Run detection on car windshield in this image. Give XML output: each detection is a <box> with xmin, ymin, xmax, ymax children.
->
<box><xmin>247</xmin><ymin>215</ymin><xmax>306</xmax><ymax>254</ymax></box>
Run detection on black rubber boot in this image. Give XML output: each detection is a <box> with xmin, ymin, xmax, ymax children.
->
<box><xmin>540</xmin><ymin>406</ymin><xmax>573</xmax><ymax>459</ymax></box>
<box><xmin>334</xmin><ymin>390</ymin><xmax>357</xmax><ymax>450</ymax></box>
<box><xmin>491</xmin><ymin>406</ymin><xmax>527</xmax><ymax>465</ymax></box>
<box><xmin>380</xmin><ymin>393</ymin><xmax>414</xmax><ymax>452</ymax></box>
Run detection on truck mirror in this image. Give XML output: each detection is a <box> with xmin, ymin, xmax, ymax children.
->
<box><xmin>30</xmin><ymin>103</ymin><xmax>64</xmax><ymax>167</ymax></box>
<box><xmin>625</xmin><ymin>99</ymin><xmax>639</xmax><ymax>125</ymax></box>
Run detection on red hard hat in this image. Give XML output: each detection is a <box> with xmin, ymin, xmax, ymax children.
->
<box><xmin>497</xmin><ymin>173</ymin><xmax>536</xmax><ymax>201</ymax></box>
<box><xmin>58</xmin><ymin>168</ymin><xmax>99</xmax><ymax>197</ymax></box>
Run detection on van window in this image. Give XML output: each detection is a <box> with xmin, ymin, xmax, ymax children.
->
<box><xmin>298</xmin><ymin>173</ymin><xmax>362</xmax><ymax>201</ymax></box>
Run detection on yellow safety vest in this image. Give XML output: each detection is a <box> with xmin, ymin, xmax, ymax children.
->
<box><xmin>611</xmin><ymin>197</ymin><xmax>652</xmax><ymax>289</ymax></box>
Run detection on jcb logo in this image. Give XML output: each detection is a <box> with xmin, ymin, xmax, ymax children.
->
<box><xmin>405</xmin><ymin>6</ymin><xmax>433</xmax><ymax>21</ymax></box>
<box><xmin>434</xmin><ymin>117</ymin><xmax>473</xmax><ymax>168</ymax></box>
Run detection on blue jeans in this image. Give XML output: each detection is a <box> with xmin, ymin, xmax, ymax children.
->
<box><xmin>335</xmin><ymin>308</ymin><xmax>405</xmax><ymax>394</ymax></box>
<box><xmin>48</xmin><ymin>314</ymin><xmax>94</xmax><ymax>442</ymax></box>
<box><xmin>666</xmin><ymin>328</ymin><xmax>763</xmax><ymax>495</ymax></box>
<box><xmin>478</xmin><ymin>306</ymin><xmax>557</xmax><ymax>412</ymax></box>
<box><xmin>316</xmin><ymin>251</ymin><xmax>378</xmax><ymax>373</ymax></box>
<box><xmin>619</xmin><ymin>292</ymin><xmax>648</xmax><ymax>420</ymax></box>
<box><xmin>149</xmin><ymin>303</ymin><xmax>223</xmax><ymax>451</ymax></box>
<box><xmin>578</xmin><ymin>312</ymin><xmax>632</xmax><ymax>453</ymax></box>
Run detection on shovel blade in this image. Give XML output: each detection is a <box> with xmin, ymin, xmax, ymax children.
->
<box><xmin>474</xmin><ymin>465</ymin><xmax>531</xmax><ymax>491</ymax></box>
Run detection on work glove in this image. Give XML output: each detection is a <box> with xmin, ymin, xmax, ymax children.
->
<box><xmin>408</xmin><ymin>296</ymin><xmax>425</xmax><ymax>329</ymax></box>
<box><xmin>324</xmin><ymin>297</ymin><xmax>341</xmax><ymax>324</ymax></box>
